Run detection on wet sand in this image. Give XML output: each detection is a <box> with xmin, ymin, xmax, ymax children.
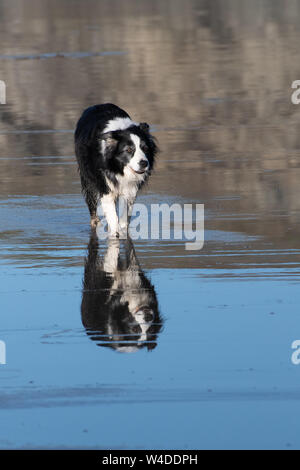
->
<box><xmin>1</xmin><ymin>0</ymin><xmax>300</xmax><ymax>449</ymax></box>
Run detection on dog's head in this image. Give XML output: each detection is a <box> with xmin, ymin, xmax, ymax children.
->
<box><xmin>99</xmin><ymin>123</ymin><xmax>157</xmax><ymax>177</ymax></box>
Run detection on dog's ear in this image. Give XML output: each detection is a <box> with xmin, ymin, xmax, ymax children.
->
<box><xmin>139</xmin><ymin>122</ymin><xmax>150</xmax><ymax>133</ymax></box>
<box><xmin>100</xmin><ymin>131</ymin><xmax>119</xmax><ymax>152</ymax></box>
<box><xmin>139</xmin><ymin>122</ymin><xmax>158</xmax><ymax>154</ymax></box>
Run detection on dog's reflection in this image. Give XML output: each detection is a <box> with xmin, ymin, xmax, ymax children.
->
<box><xmin>81</xmin><ymin>233</ymin><xmax>162</xmax><ymax>352</ymax></box>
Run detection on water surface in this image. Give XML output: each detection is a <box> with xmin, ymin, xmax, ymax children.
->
<box><xmin>1</xmin><ymin>0</ymin><xmax>300</xmax><ymax>450</ymax></box>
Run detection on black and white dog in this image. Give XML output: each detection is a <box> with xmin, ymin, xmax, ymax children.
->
<box><xmin>81</xmin><ymin>233</ymin><xmax>162</xmax><ymax>353</ymax></box>
<box><xmin>75</xmin><ymin>103</ymin><xmax>158</xmax><ymax>236</ymax></box>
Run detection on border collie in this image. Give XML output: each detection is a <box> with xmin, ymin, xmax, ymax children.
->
<box><xmin>75</xmin><ymin>103</ymin><xmax>158</xmax><ymax>236</ymax></box>
<box><xmin>81</xmin><ymin>233</ymin><xmax>162</xmax><ymax>353</ymax></box>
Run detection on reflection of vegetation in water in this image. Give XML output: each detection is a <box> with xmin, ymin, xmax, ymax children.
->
<box><xmin>1</xmin><ymin>0</ymin><xmax>300</xmax><ymax>244</ymax></box>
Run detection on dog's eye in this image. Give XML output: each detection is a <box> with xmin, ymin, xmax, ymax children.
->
<box><xmin>126</xmin><ymin>146</ymin><xmax>134</xmax><ymax>154</ymax></box>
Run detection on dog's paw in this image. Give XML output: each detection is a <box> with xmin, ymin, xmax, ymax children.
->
<box><xmin>90</xmin><ymin>216</ymin><xmax>100</xmax><ymax>228</ymax></box>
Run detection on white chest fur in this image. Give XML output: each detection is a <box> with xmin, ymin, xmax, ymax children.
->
<box><xmin>105</xmin><ymin>168</ymin><xmax>144</xmax><ymax>201</ymax></box>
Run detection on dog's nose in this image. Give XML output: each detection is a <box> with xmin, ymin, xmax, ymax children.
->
<box><xmin>145</xmin><ymin>312</ymin><xmax>154</xmax><ymax>322</ymax></box>
<box><xmin>139</xmin><ymin>159</ymin><xmax>148</xmax><ymax>170</ymax></box>
<box><xmin>141</xmin><ymin>307</ymin><xmax>154</xmax><ymax>322</ymax></box>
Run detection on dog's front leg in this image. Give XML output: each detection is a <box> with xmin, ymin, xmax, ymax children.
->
<box><xmin>100</xmin><ymin>194</ymin><xmax>119</xmax><ymax>237</ymax></box>
<box><xmin>119</xmin><ymin>197</ymin><xmax>135</xmax><ymax>234</ymax></box>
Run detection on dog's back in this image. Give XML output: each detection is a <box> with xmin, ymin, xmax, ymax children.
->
<box><xmin>75</xmin><ymin>103</ymin><xmax>130</xmax><ymax>144</ymax></box>
<box><xmin>74</xmin><ymin>103</ymin><xmax>131</xmax><ymax>182</ymax></box>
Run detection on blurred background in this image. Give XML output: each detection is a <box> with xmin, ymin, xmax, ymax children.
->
<box><xmin>1</xmin><ymin>0</ymin><xmax>300</xmax><ymax>252</ymax></box>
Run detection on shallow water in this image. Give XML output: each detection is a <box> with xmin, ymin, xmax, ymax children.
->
<box><xmin>1</xmin><ymin>0</ymin><xmax>300</xmax><ymax>450</ymax></box>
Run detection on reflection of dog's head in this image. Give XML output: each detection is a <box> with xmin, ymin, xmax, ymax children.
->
<box><xmin>81</xmin><ymin>234</ymin><xmax>162</xmax><ymax>353</ymax></box>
